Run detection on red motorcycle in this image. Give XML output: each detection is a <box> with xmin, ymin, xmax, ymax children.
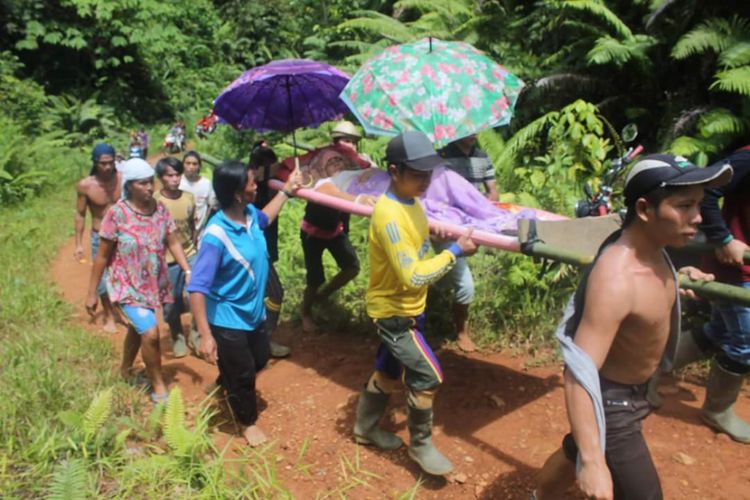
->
<box><xmin>195</xmin><ymin>112</ymin><xmax>218</xmax><ymax>139</ymax></box>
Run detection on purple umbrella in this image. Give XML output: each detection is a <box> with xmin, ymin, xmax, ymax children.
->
<box><xmin>213</xmin><ymin>59</ymin><xmax>351</xmax><ymax>135</ymax></box>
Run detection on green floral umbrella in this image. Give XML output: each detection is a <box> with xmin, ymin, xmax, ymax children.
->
<box><xmin>340</xmin><ymin>38</ymin><xmax>525</xmax><ymax>148</ymax></box>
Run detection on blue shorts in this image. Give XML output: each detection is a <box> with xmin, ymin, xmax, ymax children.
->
<box><xmin>119</xmin><ymin>304</ymin><xmax>158</xmax><ymax>334</ymax></box>
<box><xmin>433</xmin><ymin>240</ymin><xmax>474</xmax><ymax>305</ymax></box>
<box><xmin>90</xmin><ymin>231</ymin><xmax>108</xmax><ymax>297</ymax></box>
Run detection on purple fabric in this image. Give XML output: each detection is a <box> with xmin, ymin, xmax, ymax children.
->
<box><xmin>214</xmin><ymin>59</ymin><xmax>351</xmax><ymax>132</ymax></box>
<box><xmin>345</xmin><ymin>167</ymin><xmax>538</xmax><ymax>233</ymax></box>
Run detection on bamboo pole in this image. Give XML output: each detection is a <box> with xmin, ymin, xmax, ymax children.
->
<box><xmin>524</xmin><ymin>242</ymin><xmax>750</xmax><ymax>307</ymax></box>
<box><xmin>678</xmin><ymin>240</ymin><xmax>750</xmax><ymax>264</ymax></box>
<box><xmin>198</xmin><ymin>154</ymin><xmax>750</xmax><ymax>307</ymax></box>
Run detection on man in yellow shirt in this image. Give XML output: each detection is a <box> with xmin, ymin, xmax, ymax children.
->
<box><xmin>353</xmin><ymin>131</ymin><xmax>477</xmax><ymax>476</ymax></box>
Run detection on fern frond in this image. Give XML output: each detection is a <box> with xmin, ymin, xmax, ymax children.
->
<box><xmin>396</xmin><ymin>0</ymin><xmax>472</xmax><ymax>19</ymax></box>
<box><xmin>338</xmin><ymin>11</ymin><xmax>414</xmax><ymax>43</ymax></box>
<box><xmin>697</xmin><ymin>108</ymin><xmax>748</xmax><ymax>136</ymax></box>
<box><xmin>711</xmin><ymin>66</ymin><xmax>750</xmax><ymax>96</ymax></box>
<box><xmin>556</xmin><ymin>0</ymin><xmax>634</xmax><ymax>39</ymax></box>
<box><xmin>47</xmin><ymin>459</ymin><xmax>88</xmax><ymax>500</ymax></box>
<box><xmin>719</xmin><ymin>41</ymin><xmax>750</xmax><ymax>68</ymax></box>
<box><xmin>671</xmin><ymin>16</ymin><xmax>750</xmax><ymax>59</ymax></box>
<box><xmin>496</xmin><ymin>111</ymin><xmax>560</xmax><ymax>171</ymax></box>
<box><xmin>587</xmin><ymin>35</ymin><xmax>656</xmax><ymax>67</ymax></box>
<box><xmin>83</xmin><ymin>388</ymin><xmax>113</xmax><ymax>437</ymax></box>
<box><xmin>163</xmin><ymin>388</ymin><xmax>186</xmax><ymax>451</ymax></box>
<box><xmin>668</xmin><ymin>135</ymin><xmax>720</xmax><ymax>156</ymax></box>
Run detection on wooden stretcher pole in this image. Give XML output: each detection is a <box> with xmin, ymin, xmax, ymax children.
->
<box><xmin>524</xmin><ymin>241</ymin><xmax>750</xmax><ymax>307</ymax></box>
<box><xmin>271</xmin><ymin>180</ymin><xmax>750</xmax><ymax>306</ymax></box>
<box><xmin>268</xmin><ymin>180</ymin><xmax>522</xmax><ymax>252</ymax></box>
<box><xmin>679</xmin><ymin>240</ymin><xmax>750</xmax><ymax>264</ymax></box>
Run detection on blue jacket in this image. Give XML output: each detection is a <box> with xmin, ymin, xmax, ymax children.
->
<box><xmin>188</xmin><ymin>205</ymin><xmax>270</xmax><ymax>331</ymax></box>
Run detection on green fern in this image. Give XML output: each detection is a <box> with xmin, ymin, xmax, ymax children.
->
<box><xmin>697</xmin><ymin>108</ymin><xmax>748</xmax><ymax>136</ymax></box>
<box><xmin>82</xmin><ymin>388</ymin><xmax>112</xmax><ymax>438</ymax></box>
<box><xmin>47</xmin><ymin>459</ymin><xmax>88</xmax><ymax>500</ymax></box>
<box><xmin>711</xmin><ymin>66</ymin><xmax>750</xmax><ymax>96</ymax></box>
<box><xmin>672</xmin><ymin>16</ymin><xmax>750</xmax><ymax>60</ymax></box>
<box><xmin>553</xmin><ymin>0</ymin><xmax>634</xmax><ymax>39</ymax></box>
<box><xmin>718</xmin><ymin>41</ymin><xmax>750</xmax><ymax>68</ymax></box>
<box><xmin>496</xmin><ymin>111</ymin><xmax>560</xmax><ymax>171</ymax></box>
<box><xmin>586</xmin><ymin>34</ymin><xmax>656</xmax><ymax>67</ymax></box>
<box><xmin>337</xmin><ymin>11</ymin><xmax>415</xmax><ymax>43</ymax></box>
<box><xmin>163</xmin><ymin>387</ymin><xmax>187</xmax><ymax>453</ymax></box>
<box><xmin>668</xmin><ymin>135</ymin><xmax>708</xmax><ymax>156</ymax></box>
<box><xmin>395</xmin><ymin>0</ymin><xmax>472</xmax><ymax>19</ymax></box>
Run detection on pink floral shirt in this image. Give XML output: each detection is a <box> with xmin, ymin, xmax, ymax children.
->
<box><xmin>99</xmin><ymin>200</ymin><xmax>177</xmax><ymax>309</ymax></box>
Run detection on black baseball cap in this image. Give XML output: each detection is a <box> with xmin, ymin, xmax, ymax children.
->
<box><xmin>385</xmin><ymin>131</ymin><xmax>444</xmax><ymax>171</ymax></box>
<box><xmin>624</xmin><ymin>153</ymin><xmax>732</xmax><ymax>205</ymax></box>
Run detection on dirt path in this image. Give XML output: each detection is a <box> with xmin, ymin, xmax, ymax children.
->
<box><xmin>52</xmin><ymin>235</ymin><xmax>750</xmax><ymax>499</ymax></box>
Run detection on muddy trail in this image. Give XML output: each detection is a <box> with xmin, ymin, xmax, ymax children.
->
<box><xmin>53</xmin><ymin>234</ymin><xmax>750</xmax><ymax>499</ymax></box>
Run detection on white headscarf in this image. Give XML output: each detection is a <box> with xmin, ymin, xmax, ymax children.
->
<box><xmin>120</xmin><ymin>158</ymin><xmax>155</xmax><ymax>199</ymax></box>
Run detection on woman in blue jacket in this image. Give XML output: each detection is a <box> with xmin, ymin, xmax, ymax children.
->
<box><xmin>188</xmin><ymin>161</ymin><xmax>298</xmax><ymax>446</ymax></box>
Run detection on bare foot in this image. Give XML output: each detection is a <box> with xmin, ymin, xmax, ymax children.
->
<box><xmin>103</xmin><ymin>319</ymin><xmax>117</xmax><ymax>333</ymax></box>
<box><xmin>242</xmin><ymin>424</ymin><xmax>268</xmax><ymax>447</ymax></box>
<box><xmin>302</xmin><ymin>315</ymin><xmax>317</xmax><ymax>334</ymax></box>
<box><xmin>456</xmin><ymin>332</ymin><xmax>477</xmax><ymax>353</ymax></box>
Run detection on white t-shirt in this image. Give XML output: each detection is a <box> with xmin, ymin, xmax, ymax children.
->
<box><xmin>179</xmin><ymin>176</ymin><xmax>216</xmax><ymax>234</ymax></box>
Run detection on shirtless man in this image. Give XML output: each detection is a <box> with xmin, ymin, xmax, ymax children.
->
<box><xmin>75</xmin><ymin>143</ymin><xmax>121</xmax><ymax>332</ymax></box>
<box><xmin>535</xmin><ymin>154</ymin><xmax>732</xmax><ymax>500</ymax></box>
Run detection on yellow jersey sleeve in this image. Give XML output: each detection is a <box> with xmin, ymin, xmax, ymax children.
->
<box><xmin>371</xmin><ymin>197</ymin><xmax>456</xmax><ymax>289</ymax></box>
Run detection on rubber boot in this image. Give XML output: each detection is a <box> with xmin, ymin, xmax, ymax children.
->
<box><xmin>700</xmin><ymin>358</ymin><xmax>750</xmax><ymax>443</ymax></box>
<box><xmin>270</xmin><ymin>341</ymin><xmax>291</xmax><ymax>358</ymax></box>
<box><xmin>407</xmin><ymin>406</ymin><xmax>454</xmax><ymax>475</ymax></box>
<box><xmin>673</xmin><ymin>327</ymin><xmax>715</xmax><ymax>370</ymax></box>
<box><xmin>172</xmin><ymin>333</ymin><xmax>188</xmax><ymax>358</ymax></box>
<box><xmin>649</xmin><ymin>328</ymin><xmax>717</xmax><ymax>408</ymax></box>
<box><xmin>353</xmin><ymin>391</ymin><xmax>403</xmax><ymax>450</ymax></box>
<box><xmin>187</xmin><ymin>328</ymin><xmax>201</xmax><ymax>355</ymax></box>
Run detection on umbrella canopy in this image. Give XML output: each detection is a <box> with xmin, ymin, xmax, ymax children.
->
<box><xmin>340</xmin><ymin>38</ymin><xmax>525</xmax><ymax>147</ymax></box>
<box><xmin>213</xmin><ymin>59</ymin><xmax>351</xmax><ymax>132</ymax></box>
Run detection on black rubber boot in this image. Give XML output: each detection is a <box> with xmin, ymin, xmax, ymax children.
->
<box><xmin>407</xmin><ymin>406</ymin><xmax>454</xmax><ymax>475</ymax></box>
<box><xmin>353</xmin><ymin>391</ymin><xmax>403</xmax><ymax>450</ymax></box>
<box><xmin>673</xmin><ymin>327</ymin><xmax>715</xmax><ymax>370</ymax></box>
<box><xmin>649</xmin><ymin>328</ymin><xmax>718</xmax><ymax>408</ymax></box>
<box><xmin>701</xmin><ymin>358</ymin><xmax>750</xmax><ymax>443</ymax></box>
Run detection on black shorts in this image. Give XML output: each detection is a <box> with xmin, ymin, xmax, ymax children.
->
<box><xmin>300</xmin><ymin>230</ymin><xmax>359</xmax><ymax>288</ymax></box>
<box><xmin>562</xmin><ymin>376</ymin><xmax>662</xmax><ymax>500</ymax></box>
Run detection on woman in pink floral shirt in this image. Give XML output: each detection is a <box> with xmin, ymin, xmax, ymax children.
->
<box><xmin>86</xmin><ymin>158</ymin><xmax>191</xmax><ymax>404</ymax></box>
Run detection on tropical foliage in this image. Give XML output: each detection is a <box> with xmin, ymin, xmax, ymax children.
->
<box><xmin>1</xmin><ymin>0</ymin><xmax>748</xmax><ymax>496</ymax></box>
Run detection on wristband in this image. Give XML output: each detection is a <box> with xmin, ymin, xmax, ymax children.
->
<box><xmin>720</xmin><ymin>234</ymin><xmax>734</xmax><ymax>246</ymax></box>
<box><xmin>281</xmin><ymin>189</ymin><xmax>294</xmax><ymax>198</ymax></box>
<box><xmin>185</xmin><ymin>269</ymin><xmax>192</xmax><ymax>275</ymax></box>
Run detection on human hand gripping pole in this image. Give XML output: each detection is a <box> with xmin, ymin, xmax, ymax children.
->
<box><xmin>715</xmin><ymin>239</ymin><xmax>750</xmax><ymax>268</ymax></box>
<box><xmin>457</xmin><ymin>229</ymin><xmax>478</xmax><ymax>256</ymax></box>
<box><xmin>678</xmin><ymin>266</ymin><xmax>715</xmax><ymax>300</ymax></box>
